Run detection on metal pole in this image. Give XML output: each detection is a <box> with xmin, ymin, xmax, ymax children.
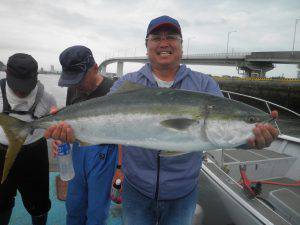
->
<box><xmin>226</xmin><ymin>30</ymin><xmax>236</xmax><ymax>56</ymax></box>
<box><xmin>292</xmin><ymin>19</ymin><xmax>300</xmax><ymax>55</ymax></box>
<box><xmin>226</xmin><ymin>32</ymin><xmax>230</xmax><ymax>55</ymax></box>
<box><xmin>186</xmin><ymin>37</ymin><xmax>196</xmax><ymax>58</ymax></box>
<box><xmin>187</xmin><ymin>38</ymin><xmax>191</xmax><ymax>58</ymax></box>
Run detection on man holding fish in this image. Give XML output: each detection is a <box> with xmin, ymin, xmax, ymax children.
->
<box><xmin>108</xmin><ymin>15</ymin><xmax>278</xmax><ymax>225</ymax></box>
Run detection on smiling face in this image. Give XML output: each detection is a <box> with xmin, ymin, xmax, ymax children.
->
<box><xmin>146</xmin><ymin>27</ymin><xmax>183</xmax><ymax>71</ymax></box>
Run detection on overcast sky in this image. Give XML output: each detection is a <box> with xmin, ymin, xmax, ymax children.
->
<box><xmin>0</xmin><ymin>0</ymin><xmax>300</xmax><ymax>77</ymax></box>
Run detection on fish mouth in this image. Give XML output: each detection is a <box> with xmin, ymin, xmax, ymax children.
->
<box><xmin>267</xmin><ymin>116</ymin><xmax>276</xmax><ymax>123</ymax></box>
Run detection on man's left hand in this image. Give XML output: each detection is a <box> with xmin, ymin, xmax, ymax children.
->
<box><xmin>247</xmin><ymin>111</ymin><xmax>279</xmax><ymax>149</ymax></box>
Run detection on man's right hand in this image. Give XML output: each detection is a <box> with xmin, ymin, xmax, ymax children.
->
<box><xmin>51</xmin><ymin>140</ymin><xmax>62</xmax><ymax>157</ymax></box>
<box><xmin>44</xmin><ymin>121</ymin><xmax>76</xmax><ymax>143</ymax></box>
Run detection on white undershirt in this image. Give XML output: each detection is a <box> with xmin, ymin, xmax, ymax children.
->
<box><xmin>7</xmin><ymin>85</ymin><xmax>38</xmax><ymax>118</ymax></box>
<box><xmin>153</xmin><ymin>73</ymin><xmax>174</xmax><ymax>88</ymax></box>
<box><xmin>0</xmin><ymin>82</ymin><xmax>56</xmax><ymax>145</ymax></box>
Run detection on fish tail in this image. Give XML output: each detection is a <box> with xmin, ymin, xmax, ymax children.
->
<box><xmin>0</xmin><ymin>113</ymin><xmax>31</xmax><ymax>183</ymax></box>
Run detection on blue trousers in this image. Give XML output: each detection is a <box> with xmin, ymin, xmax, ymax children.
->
<box><xmin>122</xmin><ymin>179</ymin><xmax>198</xmax><ymax>225</ymax></box>
<box><xmin>66</xmin><ymin>143</ymin><xmax>117</xmax><ymax>225</ymax></box>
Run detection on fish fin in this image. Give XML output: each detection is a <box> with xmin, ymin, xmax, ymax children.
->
<box><xmin>160</xmin><ymin>118</ymin><xmax>197</xmax><ymax>130</ymax></box>
<box><xmin>0</xmin><ymin>113</ymin><xmax>30</xmax><ymax>183</ymax></box>
<box><xmin>201</xmin><ymin>105</ymin><xmax>215</xmax><ymax>145</ymax></box>
<box><xmin>200</xmin><ymin>121</ymin><xmax>209</xmax><ymax>142</ymax></box>
<box><xmin>202</xmin><ymin>117</ymin><xmax>210</xmax><ymax>142</ymax></box>
<box><xmin>115</xmin><ymin>81</ymin><xmax>146</xmax><ymax>93</ymax></box>
<box><xmin>160</xmin><ymin>151</ymin><xmax>188</xmax><ymax>157</ymax></box>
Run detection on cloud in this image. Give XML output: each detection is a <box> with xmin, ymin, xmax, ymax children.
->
<box><xmin>0</xmin><ymin>0</ymin><xmax>299</xmax><ymax>77</ymax></box>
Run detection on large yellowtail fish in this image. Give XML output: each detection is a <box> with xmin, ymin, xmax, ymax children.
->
<box><xmin>0</xmin><ymin>82</ymin><xmax>271</xmax><ymax>183</ymax></box>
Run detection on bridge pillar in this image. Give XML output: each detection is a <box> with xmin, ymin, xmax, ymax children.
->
<box><xmin>237</xmin><ymin>61</ymin><xmax>273</xmax><ymax>78</ymax></box>
<box><xmin>239</xmin><ymin>69</ymin><xmax>266</xmax><ymax>78</ymax></box>
<box><xmin>117</xmin><ymin>61</ymin><xmax>124</xmax><ymax>77</ymax></box>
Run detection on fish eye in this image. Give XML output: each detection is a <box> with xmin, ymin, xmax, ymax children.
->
<box><xmin>247</xmin><ymin>116</ymin><xmax>257</xmax><ymax>123</ymax></box>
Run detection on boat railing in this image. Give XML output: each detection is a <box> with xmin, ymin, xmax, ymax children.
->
<box><xmin>221</xmin><ymin>90</ymin><xmax>300</xmax><ymax>135</ymax></box>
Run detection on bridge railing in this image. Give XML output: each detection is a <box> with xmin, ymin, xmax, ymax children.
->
<box><xmin>186</xmin><ymin>52</ymin><xmax>251</xmax><ymax>58</ymax></box>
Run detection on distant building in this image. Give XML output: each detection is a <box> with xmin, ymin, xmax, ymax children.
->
<box><xmin>297</xmin><ymin>71</ymin><xmax>300</xmax><ymax>79</ymax></box>
<box><xmin>50</xmin><ymin>65</ymin><xmax>55</xmax><ymax>73</ymax></box>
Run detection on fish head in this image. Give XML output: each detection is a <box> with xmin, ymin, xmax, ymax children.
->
<box><xmin>203</xmin><ymin>99</ymin><xmax>271</xmax><ymax>149</ymax></box>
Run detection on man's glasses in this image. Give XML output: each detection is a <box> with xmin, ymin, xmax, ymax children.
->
<box><xmin>145</xmin><ymin>34</ymin><xmax>182</xmax><ymax>43</ymax></box>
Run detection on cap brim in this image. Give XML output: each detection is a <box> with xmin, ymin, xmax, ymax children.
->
<box><xmin>6</xmin><ymin>75</ymin><xmax>37</xmax><ymax>93</ymax></box>
<box><xmin>58</xmin><ymin>70</ymin><xmax>85</xmax><ymax>87</ymax></box>
<box><xmin>148</xmin><ymin>22</ymin><xmax>181</xmax><ymax>36</ymax></box>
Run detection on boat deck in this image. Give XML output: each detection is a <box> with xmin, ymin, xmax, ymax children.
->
<box><xmin>10</xmin><ymin>172</ymin><xmax>122</xmax><ymax>225</ymax></box>
<box><xmin>259</xmin><ymin>177</ymin><xmax>300</xmax><ymax>224</ymax></box>
<box><xmin>208</xmin><ymin>148</ymin><xmax>297</xmax><ymax>181</ymax></box>
<box><xmin>259</xmin><ymin>177</ymin><xmax>300</xmax><ymax>199</ymax></box>
<box><xmin>203</xmin><ymin>162</ymin><xmax>292</xmax><ymax>225</ymax></box>
<box><xmin>206</xmin><ymin>147</ymin><xmax>300</xmax><ymax>225</ymax></box>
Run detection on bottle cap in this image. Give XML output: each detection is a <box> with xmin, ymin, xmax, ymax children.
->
<box><xmin>115</xmin><ymin>179</ymin><xmax>122</xmax><ymax>185</ymax></box>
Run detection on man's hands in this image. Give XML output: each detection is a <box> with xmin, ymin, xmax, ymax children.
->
<box><xmin>51</xmin><ymin>140</ymin><xmax>62</xmax><ymax>157</ymax></box>
<box><xmin>247</xmin><ymin>111</ymin><xmax>279</xmax><ymax>149</ymax></box>
<box><xmin>50</xmin><ymin>106</ymin><xmax>59</xmax><ymax>114</ymax></box>
<box><xmin>44</xmin><ymin>121</ymin><xmax>75</xmax><ymax>143</ymax></box>
<box><xmin>45</xmin><ymin>105</ymin><xmax>75</xmax><ymax>142</ymax></box>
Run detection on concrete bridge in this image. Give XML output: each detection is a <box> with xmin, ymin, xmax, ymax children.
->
<box><xmin>99</xmin><ymin>51</ymin><xmax>300</xmax><ymax>78</ymax></box>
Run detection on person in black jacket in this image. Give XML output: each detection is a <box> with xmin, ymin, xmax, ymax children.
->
<box><xmin>0</xmin><ymin>53</ymin><xmax>56</xmax><ymax>225</ymax></box>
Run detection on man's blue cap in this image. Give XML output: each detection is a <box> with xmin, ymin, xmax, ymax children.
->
<box><xmin>146</xmin><ymin>15</ymin><xmax>182</xmax><ymax>37</ymax></box>
<box><xmin>58</xmin><ymin>45</ymin><xmax>95</xmax><ymax>87</ymax></box>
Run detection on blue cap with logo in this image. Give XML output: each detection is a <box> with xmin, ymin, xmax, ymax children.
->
<box><xmin>146</xmin><ymin>15</ymin><xmax>182</xmax><ymax>37</ymax></box>
<box><xmin>58</xmin><ymin>45</ymin><xmax>95</xmax><ymax>87</ymax></box>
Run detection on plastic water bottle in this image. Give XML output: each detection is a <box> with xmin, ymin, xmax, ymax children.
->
<box><xmin>111</xmin><ymin>178</ymin><xmax>122</xmax><ymax>204</ymax></box>
<box><xmin>58</xmin><ymin>143</ymin><xmax>75</xmax><ymax>181</ymax></box>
